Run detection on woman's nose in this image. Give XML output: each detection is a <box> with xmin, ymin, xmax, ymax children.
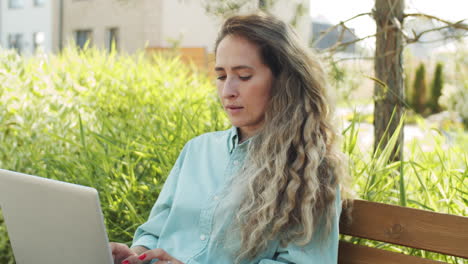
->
<box><xmin>221</xmin><ymin>78</ymin><xmax>239</xmax><ymax>98</ymax></box>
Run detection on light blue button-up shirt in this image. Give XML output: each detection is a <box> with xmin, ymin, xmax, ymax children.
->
<box><xmin>132</xmin><ymin>127</ymin><xmax>341</xmax><ymax>264</ymax></box>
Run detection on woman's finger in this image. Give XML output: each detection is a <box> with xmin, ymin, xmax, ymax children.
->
<box><xmin>110</xmin><ymin>242</ymin><xmax>137</xmax><ymax>263</ymax></box>
<box><xmin>138</xmin><ymin>248</ymin><xmax>170</xmax><ymax>261</ymax></box>
<box><xmin>153</xmin><ymin>260</ymin><xmax>184</xmax><ymax>264</ymax></box>
<box><xmin>137</xmin><ymin>248</ymin><xmax>184</xmax><ymax>264</ymax></box>
<box><xmin>121</xmin><ymin>255</ymin><xmax>142</xmax><ymax>264</ymax></box>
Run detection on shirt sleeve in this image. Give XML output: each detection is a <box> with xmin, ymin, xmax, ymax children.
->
<box><xmin>258</xmin><ymin>191</ymin><xmax>342</xmax><ymax>264</ymax></box>
<box><xmin>131</xmin><ymin>142</ymin><xmax>190</xmax><ymax>250</ymax></box>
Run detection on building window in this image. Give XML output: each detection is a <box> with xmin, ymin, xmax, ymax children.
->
<box><xmin>8</xmin><ymin>0</ymin><xmax>24</xmax><ymax>9</ymax></box>
<box><xmin>33</xmin><ymin>32</ymin><xmax>45</xmax><ymax>53</ymax></box>
<box><xmin>8</xmin><ymin>34</ymin><xmax>24</xmax><ymax>54</ymax></box>
<box><xmin>106</xmin><ymin>27</ymin><xmax>119</xmax><ymax>52</ymax></box>
<box><xmin>34</xmin><ymin>0</ymin><xmax>45</xmax><ymax>7</ymax></box>
<box><xmin>75</xmin><ymin>30</ymin><xmax>92</xmax><ymax>49</ymax></box>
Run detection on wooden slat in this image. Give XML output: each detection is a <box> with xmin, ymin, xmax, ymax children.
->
<box><xmin>338</xmin><ymin>241</ymin><xmax>445</xmax><ymax>264</ymax></box>
<box><xmin>340</xmin><ymin>200</ymin><xmax>468</xmax><ymax>258</ymax></box>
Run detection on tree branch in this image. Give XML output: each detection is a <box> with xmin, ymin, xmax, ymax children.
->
<box><xmin>331</xmin><ymin>56</ymin><xmax>375</xmax><ymax>62</ymax></box>
<box><xmin>322</xmin><ymin>33</ymin><xmax>377</xmax><ymax>54</ymax></box>
<box><xmin>405</xmin><ymin>23</ymin><xmax>467</xmax><ymax>43</ymax></box>
<box><xmin>404</xmin><ymin>13</ymin><xmax>468</xmax><ymax>30</ymax></box>
<box><xmin>311</xmin><ymin>12</ymin><xmax>372</xmax><ymax>47</ymax></box>
<box><xmin>407</xmin><ymin>33</ymin><xmax>468</xmax><ymax>44</ymax></box>
<box><xmin>321</xmin><ymin>11</ymin><xmax>468</xmax><ymax>56</ymax></box>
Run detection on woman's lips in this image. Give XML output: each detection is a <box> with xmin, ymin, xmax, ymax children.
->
<box><xmin>226</xmin><ymin>105</ymin><xmax>244</xmax><ymax>114</ymax></box>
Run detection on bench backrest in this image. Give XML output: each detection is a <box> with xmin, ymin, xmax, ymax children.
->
<box><xmin>338</xmin><ymin>200</ymin><xmax>468</xmax><ymax>264</ymax></box>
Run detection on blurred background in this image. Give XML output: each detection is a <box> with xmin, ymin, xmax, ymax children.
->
<box><xmin>0</xmin><ymin>0</ymin><xmax>467</xmax><ymax>263</ymax></box>
<box><xmin>3</xmin><ymin>0</ymin><xmax>466</xmax><ymax>134</ymax></box>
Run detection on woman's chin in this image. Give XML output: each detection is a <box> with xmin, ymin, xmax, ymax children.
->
<box><xmin>229</xmin><ymin>120</ymin><xmax>243</xmax><ymax>128</ymax></box>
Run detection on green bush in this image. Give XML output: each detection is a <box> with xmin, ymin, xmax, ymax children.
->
<box><xmin>0</xmin><ymin>47</ymin><xmax>229</xmax><ymax>263</ymax></box>
<box><xmin>413</xmin><ymin>63</ymin><xmax>427</xmax><ymax>115</ymax></box>
<box><xmin>439</xmin><ymin>45</ymin><xmax>468</xmax><ymax>128</ymax></box>
<box><xmin>342</xmin><ymin>115</ymin><xmax>467</xmax><ymax>263</ymax></box>
<box><xmin>429</xmin><ymin>62</ymin><xmax>444</xmax><ymax>113</ymax></box>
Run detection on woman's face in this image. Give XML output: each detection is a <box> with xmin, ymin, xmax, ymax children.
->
<box><xmin>215</xmin><ymin>35</ymin><xmax>274</xmax><ymax>140</ymax></box>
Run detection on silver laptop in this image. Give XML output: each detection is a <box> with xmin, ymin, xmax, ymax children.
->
<box><xmin>0</xmin><ymin>169</ymin><xmax>113</xmax><ymax>264</ymax></box>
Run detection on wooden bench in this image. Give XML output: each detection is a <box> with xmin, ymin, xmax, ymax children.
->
<box><xmin>338</xmin><ymin>200</ymin><xmax>468</xmax><ymax>263</ymax></box>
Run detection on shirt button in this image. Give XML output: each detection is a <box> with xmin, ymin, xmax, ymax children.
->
<box><xmin>233</xmin><ymin>160</ymin><xmax>239</xmax><ymax>166</ymax></box>
<box><xmin>214</xmin><ymin>195</ymin><xmax>219</xmax><ymax>201</ymax></box>
<box><xmin>200</xmin><ymin>234</ymin><xmax>207</xmax><ymax>241</ymax></box>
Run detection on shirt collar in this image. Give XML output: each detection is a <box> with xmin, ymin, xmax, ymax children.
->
<box><xmin>228</xmin><ymin>127</ymin><xmax>239</xmax><ymax>153</ymax></box>
<box><xmin>228</xmin><ymin>127</ymin><xmax>252</xmax><ymax>154</ymax></box>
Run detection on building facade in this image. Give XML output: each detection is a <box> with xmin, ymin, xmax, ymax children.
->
<box><xmin>1</xmin><ymin>0</ymin><xmax>311</xmax><ymax>57</ymax></box>
<box><xmin>0</xmin><ymin>0</ymin><xmax>60</xmax><ymax>55</ymax></box>
<box><xmin>62</xmin><ymin>0</ymin><xmax>161</xmax><ymax>53</ymax></box>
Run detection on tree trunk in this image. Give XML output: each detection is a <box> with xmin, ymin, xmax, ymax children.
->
<box><xmin>373</xmin><ymin>0</ymin><xmax>405</xmax><ymax>161</ymax></box>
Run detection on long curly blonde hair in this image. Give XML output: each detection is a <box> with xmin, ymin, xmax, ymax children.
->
<box><xmin>214</xmin><ymin>13</ymin><xmax>350</xmax><ymax>262</ymax></box>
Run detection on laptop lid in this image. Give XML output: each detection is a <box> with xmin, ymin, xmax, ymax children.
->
<box><xmin>0</xmin><ymin>169</ymin><xmax>113</xmax><ymax>264</ymax></box>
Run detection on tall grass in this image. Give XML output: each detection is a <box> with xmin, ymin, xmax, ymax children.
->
<box><xmin>341</xmin><ymin>114</ymin><xmax>467</xmax><ymax>263</ymax></box>
<box><xmin>0</xmin><ymin>48</ymin><xmax>229</xmax><ymax>263</ymax></box>
<box><xmin>0</xmin><ymin>48</ymin><xmax>466</xmax><ymax>263</ymax></box>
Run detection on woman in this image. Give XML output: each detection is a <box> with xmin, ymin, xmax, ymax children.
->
<box><xmin>111</xmin><ymin>12</ymin><xmax>349</xmax><ymax>264</ymax></box>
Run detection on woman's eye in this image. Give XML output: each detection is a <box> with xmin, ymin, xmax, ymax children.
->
<box><xmin>217</xmin><ymin>76</ymin><xmax>227</xmax><ymax>81</ymax></box>
<box><xmin>239</xmin><ymin>76</ymin><xmax>252</xmax><ymax>81</ymax></box>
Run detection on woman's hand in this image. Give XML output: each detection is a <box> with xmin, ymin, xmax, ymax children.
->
<box><xmin>110</xmin><ymin>242</ymin><xmax>146</xmax><ymax>263</ymax></box>
<box><xmin>121</xmin><ymin>248</ymin><xmax>184</xmax><ymax>264</ymax></box>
